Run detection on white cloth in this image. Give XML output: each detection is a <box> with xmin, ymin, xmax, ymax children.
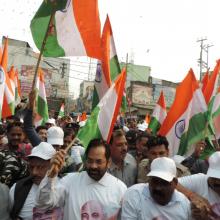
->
<box><xmin>121</xmin><ymin>183</ymin><xmax>191</xmax><ymax>220</ymax></box>
<box><xmin>36</xmin><ymin>171</ymin><xmax>127</xmax><ymax>220</ymax></box>
<box><xmin>9</xmin><ymin>183</ymin><xmax>39</xmax><ymax>220</ymax></box>
<box><xmin>179</xmin><ymin>173</ymin><xmax>220</xmax><ymax>215</ymax></box>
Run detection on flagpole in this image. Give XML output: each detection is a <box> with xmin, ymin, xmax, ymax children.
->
<box><xmin>31</xmin><ymin>9</ymin><xmax>56</xmax><ymax>90</ymax></box>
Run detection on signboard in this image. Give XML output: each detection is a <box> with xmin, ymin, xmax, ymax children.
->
<box><xmin>20</xmin><ymin>65</ymin><xmax>52</xmax><ymax>97</ymax></box>
<box><xmin>132</xmin><ymin>84</ymin><xmax>152</xmax><ymax>105</ymax></box>
<box><xmin>153</xmin><ymin>84</ymin><xmax>176</xmax><ymax>106</ymax></box>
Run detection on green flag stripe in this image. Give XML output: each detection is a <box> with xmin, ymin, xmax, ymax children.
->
<box><xmin>36</xmin><ymin>96</ymin><xmax>49</xmax><ymax>120</ymax></box>
<box><xmin>30</xmin><ymin>1</ymin><xmax>66</xmax><ymax>57</ymax></box>
<box><xmin>148</xmin><ymin>117</ymin><xmax>161</xmax><ymax>134</ymax></box>
<box><xmin>77</xmin><ymin>106</ymin><xmax>102</xmax><ymax>148</ymax></box>
<box><xmin>178</xmin><ymin>112</ymin><xmax>208</xmax><ymax>155</ymax></box>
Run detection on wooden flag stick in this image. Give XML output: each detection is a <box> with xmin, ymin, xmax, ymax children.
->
<box><xmin>31</xmin><ymin>10</ymin><xmax>55</xmax><ymax>90</ymax></box>
<box><xmin>47</xmin><ymin>137</ymin><xmax>79</xmax><ymax>177</ymax></box>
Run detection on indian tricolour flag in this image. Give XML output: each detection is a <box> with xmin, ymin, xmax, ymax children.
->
<box><xmin>1</xmin><ymin>37</ymin><xmax>14</xmax><ymax>118</ymax></box>
<box><xmin>77</xmin><ymin>68</ymin><xmax>126</xmax><ymax>148</ymax></box>
<box><xmin>92</xmin><ymin>15</ymin><xmax>123</xmax><ymax>110</ymax></box>
<box><xmin>8</xmin><ymin>66</ymin><xmax>16</xmax><ymax>111</ymax></box>
<box><xmin>34</xmin><ymin>68</ymin><xmax>49</xmax><ymax>127</ymax></box>
<box><xmin>159</xmin><ymin>69</ymin><xmax>208</xmax><ymax>157</ymax></box>
<box><xmin>31</xmin><ymin>0</ymin><xmax>101</xmax><ymax>59</ymax></box>
<box><xmin>148</xmin><ymin>91</ymin><xmax>167</xmax><ymax>134</ymax></box>
<box><xmin>58</xmin><ymin>103</ymin><xmax>65</xmax><ymax>118</ymax></box>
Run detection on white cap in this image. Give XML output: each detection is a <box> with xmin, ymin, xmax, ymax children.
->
<box><xmin>137</xmin><ymin>123</ymin><xmax>147</xmax><ymax>131</ymax></box>
<box><xmin>147</xmin><ymin>157</ymin><xmax>177</xmax><ymax>182</ymax></box>
<box><xmin>123</xmin><ymin>126</ymin><xmax>129</xmax><ymax>133</ymax></box>
<box><xmin>79</xmin><ymin>121</ymin><xmax>86</xmax><ymax>127</ymax></box>
<box><xmin>28</xmin><ymin>142</ymin><xmax>56</xmax><ymax>160</ymax></box>
<box><xmin>47</xmin><ymin>126</ymin><xmax>64</xmax><ymax>145</ymax></box>
<box><xmin>207</xmin><ymin>152</ymin><xmax>220</xmax><ymax>179</ymax></box>
<box><xmin>46</xmin><ymin>118</ymin><xmax>56</xmax><ymax>126</ymax></box>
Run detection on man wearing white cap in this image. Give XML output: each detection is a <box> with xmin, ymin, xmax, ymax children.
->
<box><xmin>121</xmin><ymin>157</ymin><xmax>192</xmax><ymax>219</ymax></box>
<box><xmin>9</xmin><ymin>142</ymin><xmax>56</xmax><ymax>220</ymax></box>
<box><xmin>178</xmin><ymin>151</ymin><xmax>220</xmax><ymax>219</ymax></box>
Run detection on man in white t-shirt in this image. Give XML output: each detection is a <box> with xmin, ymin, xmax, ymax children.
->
<box><xmin>179</xmin><ymin>151</ymin><xmax>220</xmax><ymax>219</ymax></box>
<box><xmin>35</xmin><ymin>139</ymin><xmax>127</xmax><ymax>220</ymax></box>
<box><xmin>121</xmin><ymin>157</ymin><xmax>192</xmax><ymax>220</ymax></box>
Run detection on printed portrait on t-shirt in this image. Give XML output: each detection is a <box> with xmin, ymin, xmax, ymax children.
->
<box><xmin>80</xmin><ymin>200</ymin><xmax>120</xmax><ymax>220</ymax></box>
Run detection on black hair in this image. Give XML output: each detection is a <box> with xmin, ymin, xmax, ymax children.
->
<box><xmin>6</xmin><ymin>121</ymin><xmax>24</xmax><ymax>133</ymax></box>
<box><xmin>109</xmin><ymin>129</ymin><xmax>125</xmax><ymax>144</ymax></box>
<box><xmin>146</xmin><ymin>135</ymin><xmax>169</xmax><ymax>150</ymax></box>
<box><xmin>64</xmin><ymin>130</ymin><xmax>75</xmax><ymax>139</ymax></box>
<box><xmin>36</xmin><ymin>125</ymin><xmax>48</xmax><ymax>133</ymax></box>
<box><xmin>85</xmin><ymin>139</ymin><xmax>111</xmax><ymax>160</ymax></box>
<box><xmin>136</xmin><ymin>132</ymin><xmax>152</xmax><ymax>143</ymax></box>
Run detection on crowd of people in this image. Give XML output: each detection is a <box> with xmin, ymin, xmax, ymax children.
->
<box><xmin>0</xmin><ymin>94</ymin><xmax>220</xmax><ymax>220</ymax></box>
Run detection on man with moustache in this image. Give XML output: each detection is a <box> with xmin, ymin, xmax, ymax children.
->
<box><xmin>35</xmin><ymin>139</ymin><xmax>127</xmax><ymax>220</ymax></box>
<box><xmin>121</xmin><ymin>157</ymin><xmax>192</xmax><ymax>220</ymax></box>
<box><xmin>9</xmin><ymin>142</ymin><xmax>56</xmax><ymax>220</ymax></box>
<box><xmin>109</xmin><ymin>129</ymin><xmax>137</xmax><ymax>187</ymax></box>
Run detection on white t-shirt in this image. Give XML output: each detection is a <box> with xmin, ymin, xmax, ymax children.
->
<box><xmin>36</xmin><ymin>171</ymin><xmax>127</xmax><ymax>220</ymax></box>
<box><xmin>121</xmin><ymin>183</ymin><xmax>191</xmax><ymax>220</ymax></box>
<box><xmin>9</xmin><ymin>183</ymin><xmax>39</xmax><ymax>220</ymax></box>
<box><xmin>179</xmin><ymin>173</ymin><xmax>220</xmax><ymax>217</ymax></box>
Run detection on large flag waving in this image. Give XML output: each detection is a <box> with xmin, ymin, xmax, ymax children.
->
<box><xmin>92</xmin><ymin>15</ymin><xmax>123</xmax><ymax>110</ymax></box>
<box><xmin>1</xmin><ymin>37</ymin><xmax>14</xmax><ymax>118</ymax></box>
<box><xmin>148</xmin><ymin>91</ymin><xmax>167</xmax><ymax>134</ymax></box>
<box><xmin>203</xmin><ymin>59</ymin><xmax>220</xmax><ymax>105</ymax></box>
<box><xmin>31</xmin><ymin>0</ymin><xmax>101</xmax><ymax>59</ymax></box>
<box><xmin>159</xmin><ymin>69</ymin><xmax>208</xmax><ymax>156</ymax></box>
<box><xmin>77</xmin><ymin>68</ymin><xmax>126</xmax><ymax>148</ymax></box>
<box><xmin>34</xmin><ymin>68</ymin><xmax>49</xmax><ymax>126</ymax></box>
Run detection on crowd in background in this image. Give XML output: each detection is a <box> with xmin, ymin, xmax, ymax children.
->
<box><xmin>0</xmin><ymin>95</ymin><xmax>220</xmax><ymax>220</ymax></box>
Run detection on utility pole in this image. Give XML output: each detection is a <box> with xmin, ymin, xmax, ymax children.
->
<box><xmin>204</xmin><ymin>44</ymin><xmax>214</xmax><ymax>72</ymax></box>
<box><xmin>197</xmin><ymin>37</ymin><xmax>207</xmax><ymax>81</ymax></box>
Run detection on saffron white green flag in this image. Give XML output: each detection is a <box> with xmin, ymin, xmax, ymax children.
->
<box><xmin>159</xmin><ymin>69</ymin><xmax>208</xmax><ymax>157</ymax></box>
<box><xmin>58</xmin><ymin>103</ymin><xmax>65</xmax><ymax>118</ymax></box>
<box><xmin>77</xmin><ymin>68</ymin><xmax>126</xmax><ymax>148</ymax></box>
<box><xmin>92</xmin><ymin>15</ymin><xmax>122</xmax><ymax>109</ymax></box>
<box><xmin>1</xmin><ymin>37</ymin><xmax>14</xmax><ymax>118</ymax></box>
<box><xmin>31</xmin><ymin>0</ymin><xmax>101</xmax><ymax>59</ymax></box>
<box><xmin>148</xmin><ymin>91</ymin><xmax>167</xmax><ymax>134</ymax></box>
<box><xmin>34</xmin><ymin>68</ymin><xmax>49</xmax><ymax>127</ymax></box>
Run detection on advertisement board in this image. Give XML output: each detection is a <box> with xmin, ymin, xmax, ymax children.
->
<box><xmin>20</xmin><ymin>65</ymin><xmax>52</xmax><ymax>97</ymax></box>
<box><xmin>132</xmin><ymin>84</ymin><xmax>152</xmax><ymax>105</ymax></box>
<box><xmin>153</xmin><ymin>84</ymin><xmax>176</xmax><ymax>106</ymax></box>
